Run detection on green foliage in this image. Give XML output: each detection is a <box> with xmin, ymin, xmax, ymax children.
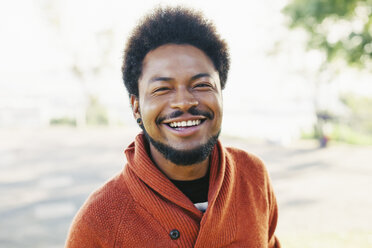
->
<box><xmin>302</xmin><ymin>94</ymin><xmax>372</xmax><ymax>145</ymax></box>
<box><xmin>283</xmin><ymin>0</ymin><xmax>372</xmax><ymax>68</ymax></box>
<box><xmin>50</xmin><ymin>117</ymin><xmax>77</xmax><ymax>126</ymax></box>
<box><xmin>301</xmin><ymin>123</ymin><xmax>372</xmax><ymax>145</ymax></box>
<box><xmin>340</xmin><ymin>94</ymin><xmax>372</xmax><ymax>133</ymax></box>
<box><xmin>85</xmin><ymin>95</ymin><xmax>109</xmax><ymax>126</ymax></box>
<box><xmin>331</xmin><ymin>123</ymin><xmax>372</xmax><ymax>145</ymax></box>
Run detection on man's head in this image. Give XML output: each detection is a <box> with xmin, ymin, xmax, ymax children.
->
<box><xmin>122</xmin><ymin>7</ymin><xmax>230</xmax><ymax>166</ymax></box>
<box><xmin>122</xmin><ymin>7</ymin><xmax>230</xmax><ymax>98</ymax></box>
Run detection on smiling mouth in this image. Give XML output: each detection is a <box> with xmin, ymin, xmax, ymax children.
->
<box><xmin>166</xmin><ymin>119</ymin><xmax>205</xmax><ymax>129</ymax></box>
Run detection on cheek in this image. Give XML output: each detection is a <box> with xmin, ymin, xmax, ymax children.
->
<box><xmin>212</xmin><ymin>95</ymin><xmax>223</xmax><ymax>129</ymax></box>
<box><xmin>200</xmin><ymin>93</ymin><xmax>223</xmax><ymax>129</ymax></box>
<box><xmin>206</xmin><ymin>93</ymin><xmax>223</xmax><ymax>117</ymax></box>
<box><xmin>139</xmin><ymin>99</ymin><xmax>163</xmax><ymax>129</ymax></box>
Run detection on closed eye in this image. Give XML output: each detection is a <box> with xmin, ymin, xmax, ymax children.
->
<box><xmin>194</xmin><ymin>82</ymin><xmax>212</xmax><ymax>88</ymax></box>
<box><xmin>152</xmin><ymin>87</ymin><xmax>171</xmax><ymax>95</ymax></box>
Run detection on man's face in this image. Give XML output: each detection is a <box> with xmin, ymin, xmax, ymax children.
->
<box><xmin>132</xmin><ymin>44</ymin><xmax>223</xmax><ymax>164</ymax></box>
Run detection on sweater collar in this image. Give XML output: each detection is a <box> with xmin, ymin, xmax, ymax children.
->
<box><xmin>124</xmin><ymin>133</ymin><xmax>227</xmax><ymax>214</ymax></box>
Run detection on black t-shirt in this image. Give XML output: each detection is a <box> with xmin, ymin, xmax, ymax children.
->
<box><xmin>171</xmin><ymin>171</ymin><xmax>209</xmax><ymax>212</ymax></box>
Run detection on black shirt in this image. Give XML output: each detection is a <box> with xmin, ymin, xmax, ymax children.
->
<box><xmin>171</xmin><ymin>171</ymin><xmax>209</xmax><ymax>212</ymax></box>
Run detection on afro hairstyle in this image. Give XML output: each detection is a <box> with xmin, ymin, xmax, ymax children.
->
<box><xmin>122</xmin><ymin>6</ymin><xmax>230</xmax><ymax>98</ymax></box>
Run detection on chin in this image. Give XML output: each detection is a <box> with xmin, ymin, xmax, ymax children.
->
<box><xmin>143</xmin><ymin>128</ymin><xmax>221</xmax><ymax>166</ymax></box>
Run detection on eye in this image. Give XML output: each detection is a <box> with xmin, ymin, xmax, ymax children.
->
<box><xmin>152</xmin><ymin>87</ymin><xmax>171</xmax><ymax>95</ymax></box>
<box><xmin>155</xmin><ymin>87</ymin><xmax>169</xmax><ymax>92</ymax></box>
<box><xmin>193</xmin><ymin>82</ymin><xmax>212</xmax><ymax>89</ymax></box>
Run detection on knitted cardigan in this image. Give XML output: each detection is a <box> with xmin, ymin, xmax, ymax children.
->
<box><xmin>66</xmin><ymin>134</ymin><xmax>280</xmax><ymax>248</ymax></box>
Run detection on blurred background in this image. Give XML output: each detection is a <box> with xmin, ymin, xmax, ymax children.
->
<box><xmin>0</xmin><ymin>0</ymin><xmax>371</xmax><ymax>247</ymax></box>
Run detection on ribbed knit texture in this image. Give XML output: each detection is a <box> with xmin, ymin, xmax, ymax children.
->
<box><xmin>65</xmin><ymin>133</ymin><xmax>281</xmax><ymax>248</ymax></box>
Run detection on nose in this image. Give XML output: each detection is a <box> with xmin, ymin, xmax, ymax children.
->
<box><xmin>170</xmin><ymin>86</ymin><xmax>199</xmax><ymax>111</ymax></box>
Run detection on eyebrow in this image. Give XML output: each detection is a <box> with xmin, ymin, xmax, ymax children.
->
<box><xmin>149</xmin><ymin>77</ymin><xmax>173</xmax><ymax>83</ymax></box>
<box><xmin>190</xmin><ymin>73</ymin><xmax>211</xmax><ymax>81</ymax></box>
<box><xmin>148</xmin><ymin>73</ymin><xmax>212</xmax><ymax>84</ymax></box>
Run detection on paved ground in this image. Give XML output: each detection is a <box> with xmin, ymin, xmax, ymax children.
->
<box><xmin>1</xmin><ymin>127</ymin><xmax>371</xmax><ymax>248</ymax></box>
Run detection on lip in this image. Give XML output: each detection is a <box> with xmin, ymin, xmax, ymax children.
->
<box><xmin>162</xmin><ymin>121</ymin><xmax>205</xmax><ymax>137</ymax></box>
<box><xmin>161</xmin><ymin>114</ymin><xmax>207</xmax><ymax>138</ymax></box>
<box><xmin>162</xmin><ymin>114</ymin><xmax>207</xmax><ymax>124</ymax></box>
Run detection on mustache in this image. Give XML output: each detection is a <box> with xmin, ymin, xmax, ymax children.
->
<box><xmin>157</xmin><ymin>107</ymin><xmax>213</xmax><ymax>124</ymax></box>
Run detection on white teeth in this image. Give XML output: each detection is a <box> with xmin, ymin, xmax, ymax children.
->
<box><xmin>168</xmin><ymin>119</ymin><xmax>202</xmax><ymax>128</ymax></box>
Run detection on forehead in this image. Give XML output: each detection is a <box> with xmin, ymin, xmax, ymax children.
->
<box><xmin>140</xmin><ymin>44</ymin><xmax>217</xmax><ymax>79</ymax></box>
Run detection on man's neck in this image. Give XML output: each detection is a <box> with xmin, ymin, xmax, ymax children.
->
<box><xmin>149</xmin><ymin>143</ymin><xmax>210</xmax><ymax>181</ymax></box>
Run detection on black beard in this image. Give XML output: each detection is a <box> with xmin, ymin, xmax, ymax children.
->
<box><xmin>142</xmin><ymin>127</ymin><xmax>220</xmax><ymax>166</ymax></box>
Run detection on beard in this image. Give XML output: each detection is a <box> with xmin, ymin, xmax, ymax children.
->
<box><xmin>142</xmin><ymin>127</ymin><xmax>220</xmax><ymax>166</ymax></box>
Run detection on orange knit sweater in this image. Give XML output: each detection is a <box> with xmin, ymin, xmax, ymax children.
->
<box><xmin>66</xmin><ymin>134</ymin><xmax>280</xmax><ymax>247</ymax></box>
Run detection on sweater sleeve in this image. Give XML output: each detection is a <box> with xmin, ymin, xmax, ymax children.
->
<box><xmin>65</xmin><ymin>207</ymin><xmax>102</xmax><ymax>248</ymax></box>
<box><xmin>268</xmin><ymin>178</ymin><xmax>281</xmax><ymax>248</ymax></box>
<box><xmin>65</xmin><ymin>173</ymin><xmax>130</xmax><ymax>248</ymax></box>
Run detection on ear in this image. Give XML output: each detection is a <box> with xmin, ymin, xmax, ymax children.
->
<box><xmin>130</xmin><ymin>94</ymin><xmax>141</xmax><ymax>120</ymax></box>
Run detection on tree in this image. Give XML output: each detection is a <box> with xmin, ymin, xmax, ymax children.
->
<box><xmin>283</xmin><ymin>0</ymin><xmax>372</xmax><ymax>69</ymax></box>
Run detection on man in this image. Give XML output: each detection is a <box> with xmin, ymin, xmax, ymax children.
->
<box><xmin>66</xmin><ymin>7</ymin><xmax>280</xmax><ymax>248</ymax></box>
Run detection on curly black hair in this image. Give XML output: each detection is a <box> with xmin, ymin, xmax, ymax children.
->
<box><xmin>122</xmin><ymin>6</ymin><xmax>230</xmax><ymax>98</ymax></box>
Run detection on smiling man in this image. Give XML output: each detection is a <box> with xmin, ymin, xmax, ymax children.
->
<box><xmin>66</xmin><ymin>7</ymin><xmax>280</xmax><ymax>248</ymax></box>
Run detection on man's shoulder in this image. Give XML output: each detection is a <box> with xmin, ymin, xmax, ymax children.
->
<box><xmin>224</xmin><ymin>146</ymin><xmax>268</xmax><ymax>178</ymax></box>
<box><xmin>66</xmin><ymin>171</ymin><xmax>134</xmax><ymax>246</ymax></box>
<box><xmin>89</xmin><ymin>172</ymin><xmax>130</xmax><ymax>202</ymax></box>
<box><xmin>72</xmin><ymin>171</ymin><xmax>132</xmax><ymax>228</ymax></box>
<box><xmin>224</xmin><ymin>146</ymin><xmax>265</xmax><ymax>167</ymax></box>
<box><xmin>224</xmin><ymin>146</ymin><xmax>274</xmax><ymax>204</ymax></box>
